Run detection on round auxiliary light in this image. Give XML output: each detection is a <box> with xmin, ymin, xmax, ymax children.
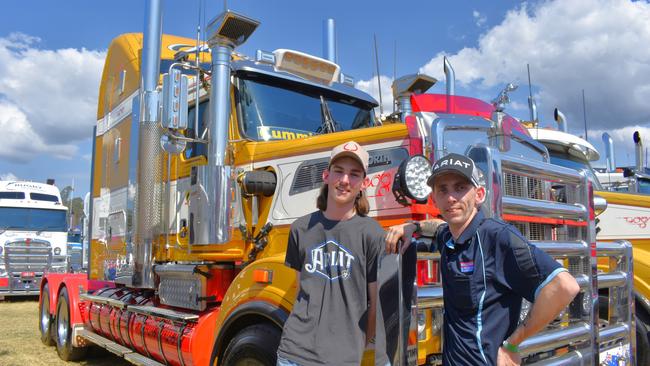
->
<box><xmin>393</xmin><ymin>155</ymin><xmax>432</xmax><ymax>204</ymax></box>
<box><xmin>53</xmin><ymin>247</ymin><xmax>61</xmax><ymax>255</ymax></box>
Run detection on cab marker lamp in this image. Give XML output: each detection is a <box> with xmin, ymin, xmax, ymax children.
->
<box><xmin>393</xmin><ymin>155</ymin><xmax>432</xmax><ymax>205</ymax></box>
<box><xmin>273</xmin><ymin>49</ymin><xmax>341</xmax><ymax>85</ymax></box>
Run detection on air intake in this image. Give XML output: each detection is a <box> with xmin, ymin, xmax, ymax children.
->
<box><xmin>207</xmin><ymin>11</ymin><xmax>259</xmax><ymax>47</ymax></box>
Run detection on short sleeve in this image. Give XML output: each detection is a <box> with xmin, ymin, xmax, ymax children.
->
<box><xmin>285</xmin><ymin>227</ymin><xmax>302</xmax><ymax>271</ymax></box>
<box><xmin>366</xmin><ymin>229</ymin><xmax>383</xmax><ymax>283</ymax></box>
<box><xmin>432</xmin><ymin>224</ymin><xmax>449</xmax><ymax>254</ymax></box>
<box><xmin>498</xmin><ymin>226</ymin><xmax>566</xmax><ymax>302</ymax></box>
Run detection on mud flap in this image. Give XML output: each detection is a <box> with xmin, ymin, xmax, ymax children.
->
<box><xmin>375</xmin><ymin>244</ymin><xmax>418</xmax><ymax>365</ymax></box>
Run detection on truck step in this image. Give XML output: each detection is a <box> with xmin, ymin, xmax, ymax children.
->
<box><xmin>77</xmin><ymin>328</ymin><xmax>164</xmax><ymax>366</ymax></box>
<box><xmin>80</xmin><ymin>293</ymin><xmax>127</xmax><ymax>309</ymax></box>
<box><xmin>127</xmin><ymin>304</ymin><xmax>199</xmax><ymax>322</ymax></box>
<box><xmin>124</xmin><ymin>352</ymin><xmax>166</xmax><ymax>366</ymax></box>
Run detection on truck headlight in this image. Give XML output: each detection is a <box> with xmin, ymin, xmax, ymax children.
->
<box><xmin>393</xmin><ymin>155</ymin><xmax>432</xmax><ymax>205</ymax></box>
<box><xmin>54</xmin><ymin>247</ymin><xmax>61</xmax><ymax>255</ymax></box>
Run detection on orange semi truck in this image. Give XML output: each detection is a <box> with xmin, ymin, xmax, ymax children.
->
<box><xmin>38</xmin><ymin>1</ymin><xmax>632</xmax><ymax>365</ymax></box>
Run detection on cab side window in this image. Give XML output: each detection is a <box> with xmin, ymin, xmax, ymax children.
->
<box><xmin>184</xmin><ymin>101</ymin><xmax>208</xmax><ymax>159</ymax></box>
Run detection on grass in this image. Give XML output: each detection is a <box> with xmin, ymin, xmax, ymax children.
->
<box><xmin>0</xmin><ymin>297</ymin><xmax>130</xmax><ymax>366</ymax></box>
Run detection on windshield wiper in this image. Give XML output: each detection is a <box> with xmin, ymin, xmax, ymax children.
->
<box><xmin>316</xmin><ymin>95</ymin><xmax>338</xmax><ymax>134</ymax></box>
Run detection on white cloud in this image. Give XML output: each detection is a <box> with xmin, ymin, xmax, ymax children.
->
<box><xmin>420</xmin><ymin>0</ymin><xmax>650</xmax><ymax>130</ymax></box>
<box><xmin>355</xmin><ymin>75</ymin><xmax>395</xmax><ymax>117</ymax></box>
<box><xmin>0</xmin><ymin>101</ymin><xmax>76</xmax><ymax>162</ymax></box>
<box><xmin>473</xmin><ymin>10</ymin><xmax>487</xmax><ymax>27</ymax></box>
<box><xmin>0</xmin><ymin>172</ymin><xmax>18</xmax><ymax>181</ymax></box>
<box><xmin>0</xmin><ymin>32</ymin><xmax>105</xmax><ymax>161</ymax></box>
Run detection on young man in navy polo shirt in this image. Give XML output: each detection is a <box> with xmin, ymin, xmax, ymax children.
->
<box><xmin>385</xmin><ymin>153</ymin><xmax>580</xmax><ymax>365</ymax></box>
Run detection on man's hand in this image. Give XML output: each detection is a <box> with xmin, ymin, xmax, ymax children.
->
<box><xmin>384</xmin><ymin>222</ymin><xmax>417</xmax><ymax>254</ymax></box>
<box><xmin>497</xmin><ymin>346</ymin><xmax>521</xmax><ymax>366</ymax></box>
<box><xmin>385</xmin><ymin>219</ymin><xmax>444</xmax><ymax>254</ymax></box>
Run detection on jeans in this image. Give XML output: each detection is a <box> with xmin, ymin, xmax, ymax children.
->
<box><xmin>277</xmin><ymin>355</ymin><xmax>303</xmax><ymax>366</ymax></box>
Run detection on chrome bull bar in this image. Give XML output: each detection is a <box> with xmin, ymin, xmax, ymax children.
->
<box><xmin>411</xmin><ymin>145</ymin><xmax>635</xmax><ymax>364</ymax></box>
<box><xmin>595</xmin><ymin>240</ymin><xmax>635</xmax><ymax>363</ymax></box>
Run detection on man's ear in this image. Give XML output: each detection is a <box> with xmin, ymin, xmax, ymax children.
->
<box><xmin>322</xmin><ymin>168</ymin><xmax>330</xmax><ymax>185</ymax></box>
<box><xmin>475</xmin><ymin>185</ymin><xmax>487</xmax><ymax>205</ymax></box>
<box><xmin>361</xmin><ymin>175</ymin><xmax>370</xmax><ymax>189</ymax></box>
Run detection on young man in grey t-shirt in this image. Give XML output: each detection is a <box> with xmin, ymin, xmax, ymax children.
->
<box><xmin>277</xmin><ymin>141</ymin><xmax>384</xmax><ymax>366</ymax></box>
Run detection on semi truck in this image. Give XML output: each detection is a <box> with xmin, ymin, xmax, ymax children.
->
<box><xmin>522</xmin><ymin>113</ymin><xmax>650</xmax><ymax>364</ymax></box>
<box><xmin>388</xmin><ymin>65</ymin><xmax>634</xmax><ymax>364</ymax></box>
<box><xmin>0</xmin><ymin>180</ymin><xmax>69</xmax><ymax>298</ymax></box>
<box><xmin>38</xmin><ymin>1</ymin><xmax>632</xmax><ymax>365</ymax></box>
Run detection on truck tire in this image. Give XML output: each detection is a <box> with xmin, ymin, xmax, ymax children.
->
<box><xmin>55</xmin><ymin>287</ymin><xmax>87</xmax><ymax>361</ymax></box>
<box><xmin>39</xmin><ymin>283</ymin><xmax>55</xmax><ymax>346</ymax></box>
<box><xmin>221</xmin><ymin>323</ymin><xmax>281</xmax><ymax>366</ymax></box>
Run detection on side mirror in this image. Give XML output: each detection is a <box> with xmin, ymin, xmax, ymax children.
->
<box><xmin>623</xmin><ymin>168</ymin><xmax>634</xmax><ymax>178</ymax></box>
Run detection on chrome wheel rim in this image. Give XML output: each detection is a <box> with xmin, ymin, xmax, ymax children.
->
<box><xmin>57</xmin><ymin>301</ymin><xmax>69</xmax><ymax>346</ymax></box>
<box><xmin>40</xmin><ymin>296</ymin><xmax>50</xmax><ymax>334</ymax></box>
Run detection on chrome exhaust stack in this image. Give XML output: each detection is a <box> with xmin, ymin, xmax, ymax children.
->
<box><xmin>602</xmin><ymin>133</ymin><xmax>616</xmax><ymax>173</ymax></box>
<box><xmin>204</xmin><ymin>11</ymin><xmax>259</xmax><ymax>244</ymax></box>
<box><xmin>133</xmin><ymin>0</ymin><xmax>164</xmax><ymax>289</ymax></box>
<box><xmin>528</xmin><ymin>95</ymin><xmax>538</xmax><ymax>122</ymax></box>
<box><xmin>323</xmin><ymin>19</ymin><xmax>336</xmax><ymax>63</ymax></box>
<box><xmin>443</xmin><ymin>56</ymin><xmax>455</xmax><ymax>112</ymax></box>
<box><xmin>634</xmin><ymin>131</ymin><xmax>644</xmax><ymax>172</ymax></box>
<box><xmin>391</xmin><ymin>74</ymin><xmax>436</xmax><ymax>122</ymax></box>
<box><xmin>554</xmin><ymin>108</ymin><xmax>568</xmax><ymax>133</ymax></box>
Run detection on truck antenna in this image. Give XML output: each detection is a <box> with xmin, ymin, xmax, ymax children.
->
<box><xmin>527</xmin><ymin>63</ymin><xmax>538</xmax><ymax>123</ymax></box>
<box><xmin>195</xmin><ymin>0</ymin><xmax>202</xmax><ymax>137</ymax></box>
<box><xmin>373</xmin><ymin>33</ymin><xmax>384</xmax><ymax>116</ymax></box>
<box><xmin>527</xmin><ymin>64</ymin><xmax>533</xmax><ymax>97</ymax></box>
<box><xmin>582</xmin><ymin>89</ymin><xmax>588</xmax><ymax>142</ymax></box>
<box><xmin>393</xmin><ymin>39</ymin><xmax>397</xmax><ymax>113</ymax></box>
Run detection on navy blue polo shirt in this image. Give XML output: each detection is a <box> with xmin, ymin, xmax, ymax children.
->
<box><xmin>435</xmin><ymin>209</ymin><xmax>566</xmax><ymax>365</ymax></box>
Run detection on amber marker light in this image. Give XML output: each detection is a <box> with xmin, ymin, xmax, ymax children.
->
<box><xmin>253</xmin><ymin>269</ymin><xmax>273</xmax><ymax>284</ymax></box>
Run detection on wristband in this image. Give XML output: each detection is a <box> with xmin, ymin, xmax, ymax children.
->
<box><xmin>502</xmin><ymin>340</ymin><xmax>520</xmax><ymax>353</ymax></box>
<box><xmin>408</xmin><ymin>220</ymin><xmax>421</xmax><ymax>234</ymax></box>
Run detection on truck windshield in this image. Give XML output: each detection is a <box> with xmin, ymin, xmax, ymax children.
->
<box><xmin>549</xmin><ymin>152</ymin><xmax>604</xmax><ymax>190</ymax></box>
<box><xmin>236</xmin><ymin>74</ymin><xmax>376</xmax><ymax>141</ymax></box>
<box><xmin>0</xmin><ymin>207</ymin><xmax>67</xmax><ymax>232</ymax></box>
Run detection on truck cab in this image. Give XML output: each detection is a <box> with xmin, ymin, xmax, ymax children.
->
<box><xmin>0</xmin><ymin>181</ymin><xmax>68</xmax><ymax>298</ymax></box>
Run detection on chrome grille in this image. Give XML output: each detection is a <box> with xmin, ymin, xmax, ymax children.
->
<box><xmin>510</xmin><ymin>222</ymin><xmax>548</xmax><ymax>241</ymax></box>
<box><xmin>503</xmin><ymin>172</ymin><xmax>544</xmax><ymax>200</ymax></box>
<box><xmin>4</xmin><ymin>239</ymin><xmax>52</xmax><ymax>274</ymax></box>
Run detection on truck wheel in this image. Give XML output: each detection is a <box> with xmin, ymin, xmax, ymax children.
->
<box><xmin>39</xmin><ymin>283</ymin><xmax>55</xmax><ymax>346</ymax></box>
<box><xmin>55</xmin><ymin>287</ymin><xmax>87</xmax><ymax>361</ymax></box>
<box><xmin>221</xmin><ymin>323</ymin><xmax>281</xmax><ymax>366</ymax></box>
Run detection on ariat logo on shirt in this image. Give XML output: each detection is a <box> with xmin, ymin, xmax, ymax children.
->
<box><xmin>460</xmin><ymin>261</ymin><xmax>474</xmax><ymax>273</ymax></box>
<box><xmin>305</xmin><ymin>240</ymin><xmax>355</xmax><ymax>281</ymax></box>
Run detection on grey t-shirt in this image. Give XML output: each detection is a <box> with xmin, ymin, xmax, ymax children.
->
<box><xmin>277</xmin><ymin>211</ymin><xmax>383</xmax><ymax>366</ymax></box>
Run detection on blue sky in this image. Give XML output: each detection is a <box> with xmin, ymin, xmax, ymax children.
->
<box><xmin>1</xmin><ymin>0</ymin><xmax>650</xmax><ymax>199</ymax></box>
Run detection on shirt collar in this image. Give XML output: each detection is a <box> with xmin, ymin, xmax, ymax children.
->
<box><xmin>445</xmin><ymin>209</ymin><xmax>484</xmax><ymax>249</ymax></box>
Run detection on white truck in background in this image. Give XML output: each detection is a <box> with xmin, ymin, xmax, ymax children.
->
<box><xmin>0</xmin><ymin>181</ymin><xmax>69</xmax><ymax>298</ymax></box>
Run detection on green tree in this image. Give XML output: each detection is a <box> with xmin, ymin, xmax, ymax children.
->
<box><xmin>59</xmin><ymin>186</ymin><xmax>85</xmax><ymax>229</ymax></box>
